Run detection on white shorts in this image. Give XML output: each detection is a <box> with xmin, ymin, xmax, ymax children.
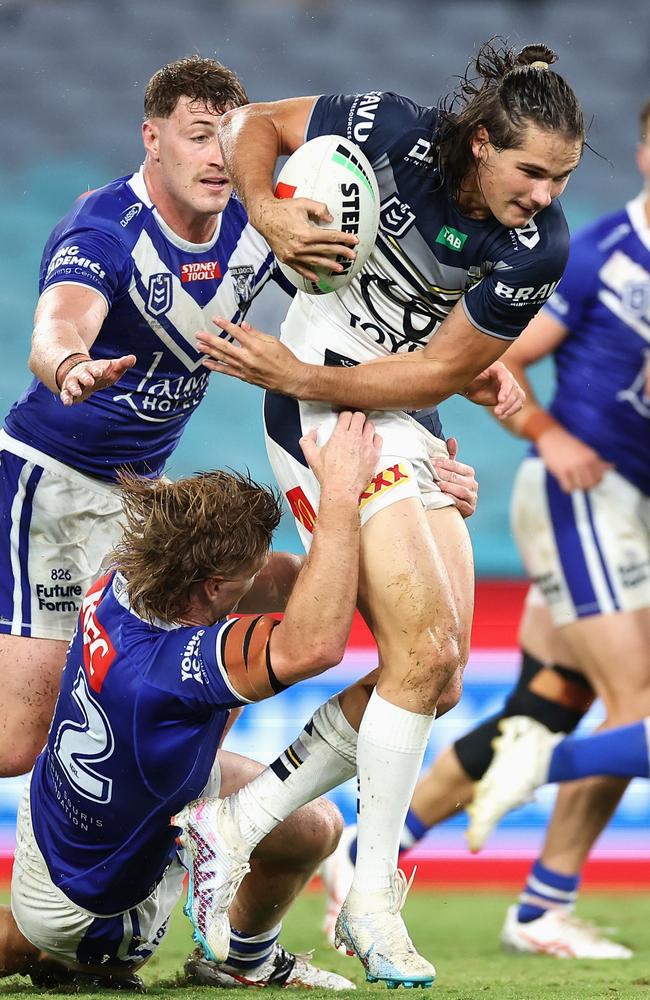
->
<box><xmin>263</xmin><ymin>392</ymin><xmax>454</xmax><ymax>550</ymax></box>
<box><xmin>10</xmin><ymin>762</ymin><xmax>222</xmax><ymax>967</ymax></box>
<box><xmin>511</xmin><ymin>458</ymin><xmax>650</xmax><ymax>626</ymax></box>
<box><xmin>0</xmin><ymin>431</ymin><xmax>125</xmax><ymax>640</ymax></box>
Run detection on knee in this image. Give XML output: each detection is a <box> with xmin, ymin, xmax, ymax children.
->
<box><xmin>436</xmin><ymin>670</ymin><xmax>463</xmax><ymax>717</ymax></box>
<box><xmin>426</xmin><ymin>634</ymin><xmax>466</xmax><ymax>700</ymax></box>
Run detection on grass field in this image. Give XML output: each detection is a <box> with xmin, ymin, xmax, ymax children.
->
<box><xmin>0</xmin><ymin>890</ymin><xmax>647</xmax><ymax>999</ymax></box>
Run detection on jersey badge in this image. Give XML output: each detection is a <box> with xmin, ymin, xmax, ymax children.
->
<box><xmin>180</xmin><ymin>629</ymin><xmax>207</xmax><ymax>684</ymax></box>
<box><xmin>404</xmin><ymin>138</ymin><xmax>434</xmax><ymax>166</ymax></box>
<box><xmin>120</xmin><ymin>202</ymin><xmax>143</xmax><ymax>228</ymax></box>
<box><xmin>514</xmin><ymin>219</ymin><xmax>540</xmax><ymax>250</ymax></box>
<box><xmin>435</xmin><ymin>224</ymin><xmax>468</xmax><ymax>253</ymax></box>
<box><xmin>380</xmin><ymin>196</ymin><xmax>416</xmax><ymax>238</ymax></box>
<box><xmin>231</xmin><ymin>265</ymin><xmax>255</xmax><ymax>305</ymax></box>
<box><xmin>146</xmin><ymin>273</ymin><xmax>173</xmax><ymax>317</ymax></box>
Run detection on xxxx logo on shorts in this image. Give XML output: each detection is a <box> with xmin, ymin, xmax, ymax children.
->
<box><xmin>359</xmin><ymin>463</ymin><xmax>410</xmax><ymax>509</ymax></box>
<box><xmin>286</xmin><ymin>486</ymin><xmax>317</xmax><ymax>533</ymax></box>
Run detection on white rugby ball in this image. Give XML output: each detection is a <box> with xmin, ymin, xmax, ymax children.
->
<box><xmin>274</xmin><ymin>135</ymin><xmax>380</xmax><ymax>295</ymax></box>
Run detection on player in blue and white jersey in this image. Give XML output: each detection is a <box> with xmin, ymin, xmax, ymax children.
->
<box><xmin>464</xmin><ymin>102</ymin><xmax>650</xmax><ymax>956</ymax></box>
<box><xmin>3</xmin><ymin>411</ymin><xmax>380</xmax><ymax>990</ymax></box>
<box><xmin>0</xmin><ymin>56</ymin><xmax>309</xmax><ymax>779</ymax></box>
<box><xmin>197</xmin><ymin>39</ymin><xmax>585</xmax><ymax>985</ymax></box>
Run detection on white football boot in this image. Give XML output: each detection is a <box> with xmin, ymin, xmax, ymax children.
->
<box><xmin>185</xmin><ymin>945</ymin><xmax>356</xmax><ymax>990</ymax></box>
<box><xmin>501</xmin><ymin>905</ymin><xmax>633</xmax><ymax>959</ymax></box>
<box><xmin>335</xmin><ymin>869</ymin><xmax>435</xmax><ymax>989</ymax></box>
<box><xmin>175</xmin><ymin>797</ymin><xmax>251</xmax><ymax>963</ymax></box>
<box><xmin>466</xmin><ymin>716</ymin><xmax>562</xmax><ymax>852</ymax></box>
<box><xmin>320</xmin><ymin>824</ymin><xmax>357</xmax><ymax>948</ymax></box>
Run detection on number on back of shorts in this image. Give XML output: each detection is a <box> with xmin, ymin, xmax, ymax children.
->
<box><xmin>53</xmin><ymin>667</ymin><xmax>115</xmax><ymax>803</ymax></box>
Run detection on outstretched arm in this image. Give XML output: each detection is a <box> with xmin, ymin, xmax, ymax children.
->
<box><xmin>29</xmin><ymin>285</ymin><xmax>135</xmax><ymax>405</ymax></box>
<box><xmin>198</xmin><ymin>303</ymin><xmax>513</xmax><ymax>411</ymax></box>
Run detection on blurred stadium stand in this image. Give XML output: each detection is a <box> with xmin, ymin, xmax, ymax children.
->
<box><xmin>1</xmin><ymin>0</ymin><xmax>648</xmax><ymax>881</ymax></box>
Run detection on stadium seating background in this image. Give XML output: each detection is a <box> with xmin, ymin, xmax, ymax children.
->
<box><xmin>1</xmin><ymin>0</ymin><xmax>648</xmax><ymax>879</ymax></box>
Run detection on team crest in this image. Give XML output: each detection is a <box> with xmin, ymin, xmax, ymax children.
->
<box><xmin>622</xmin><ymin>280</ymin><xmax>650</xmax><ymax>319</ymax></box>
<box><xmin>380</xmin><ymin>196</ymin><xmax>416</xmax><ymax>238</ymax></box>
<box><xmin>514</xmin><ymin>220</ymin><xmax>540</xmax><ymax>250</ymax></box>
<box><xmin>231</xmin><ymin>265</ymin><xmax>255</xmax><ymax>306</ymax></box>
<box><xmin>146</xmin><ymin>273</ymin><xmax>173</xmax><ymax>317</ymax></box>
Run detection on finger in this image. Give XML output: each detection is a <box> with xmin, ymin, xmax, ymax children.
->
<box><xmin>447</xmin><ymin>436</ymin><xmax>458</xmax><ymax>461</ymax></box>
<box><xmin>299</xmin><ymin>198</ymin><xmax>334</xmax><ymax>224</ymax></box>
<box><xmin>210</xmin><ymin>315</ymin><xmax>252</xmax><ymax>342</ymax></box>
<box><xmin>435</xmin><ymin>458</ymin><xmax>475</xmax><ymax>478</ymax></box>
<box><xmin>335</xmin><ymin>411</ymin><xmax>354</xmax><ymax>432</ymax></box>
<box><xmin>115</xmin><ymin>354</ymin><xmax>137</xmax><ymax>372</ymax></box>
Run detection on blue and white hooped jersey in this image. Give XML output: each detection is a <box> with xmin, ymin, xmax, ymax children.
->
<box><xmin>29</xmin><ymin>572</ymin><xmax>269</xmax><ymax>915</ymax></box>
<box><xmin>286</xmin><ymin>91</ymin><xmax>570</xmax><ymax>368</ymax></box>
<box><xmin>543</xmin><ymin>192</ymin><xmax>650</xmax><ymax>495</ymax></box>
<box><xmin>4</xmin><ymin>168</ymin><xmax>286</xmax><ymax>481</ymax></box>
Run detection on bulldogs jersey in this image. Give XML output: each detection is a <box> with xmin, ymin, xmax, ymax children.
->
<box><xmin>281</xmin><ymin>91</ymin><xmax>570</xmax><ymax>368</ymax></box>
<box><xmin>4</xmin><ymin>168</ymin><xmax>285</xmax><ymax>480</ymax></box>
<box><xmin>30</xmin><ymin>572</ymin><xmax>279</xmax><ymax>914</ymax></box>
<box><xmin>544</xmin><ymin>192</ymin><xmax>650</xmax><ymax>495</ymax></box>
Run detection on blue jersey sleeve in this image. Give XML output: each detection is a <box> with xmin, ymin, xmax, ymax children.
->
<box><xmin>40</xmin><ymin>224</ymin><xmax>133</xmax><ymax>308</ymax></box>
<box><xmin>156</xmin><ymin>614</ymin><xmax>282</xmax><ymax>710</ymax></box>
<box><xmin>463</xmin><ymin>204</ymin><xmax>571</xmax><ymax>340</ymax></box>
<box><xmin>542</xmin><ymin>226</ymin><xmax>601</xmax><ymax>330</ymax></box>
<box><xmin>307</xmin><ymin>92</ymin><xmax>431</xmax><ymax>167</ymax></box>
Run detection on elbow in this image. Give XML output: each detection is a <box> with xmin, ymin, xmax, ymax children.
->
<box><xmin>311</xmin><ymin>637</ymin><xmax>347</xmax><ymax>673</ymax></box>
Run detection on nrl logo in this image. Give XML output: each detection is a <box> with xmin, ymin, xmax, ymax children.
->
<box><xmin>380</xmin><ymin>196</ymin><xmax>416</xmax><ymax>238</ymax></box>
<box><xmin>145</xmin><ymin>273</ymin><xmax>173</xmax><ymax>317</ymax></box>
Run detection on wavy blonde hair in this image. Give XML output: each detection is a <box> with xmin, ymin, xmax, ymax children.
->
<box><xmin>111</xmin><ymin>470</ymin><xmax>281</xmax><ymax>623</ymax></box>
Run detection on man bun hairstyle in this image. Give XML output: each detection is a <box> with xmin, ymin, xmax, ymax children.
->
<box><xmin>111</xmin><ymin>469</ymin><xmax>282</xmax><ymax>623</ymax></box>
<box><xmin>436</xmin><ymin>38</ymin><xmax>585</xmax><ymax>199</ymax></box>
<box><xmin>144</xmin><ymin>55</ymin><xmax>248</xmax><ymax>120</ymax></box>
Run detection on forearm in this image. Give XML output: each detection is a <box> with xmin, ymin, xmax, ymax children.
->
<box><xmin>275</xmin><ymin>496</ymin><xmax>360</xmax><ymax>679</ymax></box>
<box><xmin>29</xmin><ymin>319</ymin><xmax>90</xmax><ymax>394</ymax></box>
<box><xmin>219</xmin><ymin>106</ymin><xmax>281</xmax><ymax>219</ymax></box>
<box><xmin>291</xmin><ymin>352</ymin><xmax>467</xmax><ymax>410</ymax></box>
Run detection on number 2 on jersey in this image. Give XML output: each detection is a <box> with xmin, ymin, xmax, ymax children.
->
<box><xmin>53</xmin><ymin>667</ymin><xmax>115</xmax><ymax>803</ymax></box>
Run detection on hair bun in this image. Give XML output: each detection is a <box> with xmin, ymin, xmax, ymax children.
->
<box><xmin>516</xmin><ymin>44</ymin><xmax>558</xmax><ymax>68</ymax></box>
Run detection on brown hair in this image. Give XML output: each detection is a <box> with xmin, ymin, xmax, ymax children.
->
<box><xmin>144</xmin><ymin>55</ymin><xmax>248</xmax><ymax>120</ymax></box>
<box><xmin>436</xmin><ymin>39</ymin><xmax>585</xmax><ymax>198</ymax></box>
<box><xmin>640</xmin><ymin>99</ymin><xmax>650</xmax><ymax>141</ymax></box>
<box><xmin>111</xmin><ymin>470</ymin><xmax>281</xmax><ymax>623</ymax></box>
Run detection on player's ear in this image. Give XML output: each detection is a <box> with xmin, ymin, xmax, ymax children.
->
<box><xmin>471</xmin><ymin>125</ymin><xmax>490</xmax><ymax>162</ymax></box>
<box><xmin>142</xmin><ymin>120</ymin><xmax>160</xmax><ymax>160</ymax></box>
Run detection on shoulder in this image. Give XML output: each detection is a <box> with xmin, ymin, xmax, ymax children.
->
<box><xmin>49</xmin><ymin>173</ymin><xmax>151</xmax><ymax>251</ymax></box>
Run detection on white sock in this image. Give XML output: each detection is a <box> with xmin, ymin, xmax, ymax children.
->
<box><xmin>352</xmin><ymin>689</ymin><xmax>434</xmax><ymax>894</ymax></box>
<box><xmin>229</xmin><ymin>695</ymin><xmax>358</xmax><ymax>850</ymax></box>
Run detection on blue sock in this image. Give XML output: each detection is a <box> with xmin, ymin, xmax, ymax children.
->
<box><xmin>223</xmin><ymin>923</ymin><xmax>281</xmax><ymax>973</ymax></box>
<box><xmin>348</xmin><ymin>807</ymin><xmax>428</xmax><ymax>864</ymax></box>
<box><xmin>549</xmin><ymin>719</ymin><xmax>650</xmax><ymax>783</ymax></box>
<box><xmin>517</xmin><ymin>860</ymin><xmax>579</xmax><ymax>923</ymax></box>
<box><xmin>399</xmin><ymin>808</ymin><xmax>429</xmax><ymax>854</ymax></box>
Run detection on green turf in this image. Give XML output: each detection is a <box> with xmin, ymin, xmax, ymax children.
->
<box><xmin>1</xmin><ymin>891</ymin><xmax>647</xmax><ymax>998</ymax></box>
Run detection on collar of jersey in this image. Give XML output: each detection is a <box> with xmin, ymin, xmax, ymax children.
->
<box><xmin>626</xmin><ymin>190</ymin><xmax>650</xmax><ymax>251</ymax></box>
<box><xmin>128</xmin><ymin>165</ymin><xmax>223</xmax><ymax>253</ymax></box>
<box><xmin>112</xmin><ymin>571</ymin><xmax>179</xmax><ymax>632</ymax></box>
